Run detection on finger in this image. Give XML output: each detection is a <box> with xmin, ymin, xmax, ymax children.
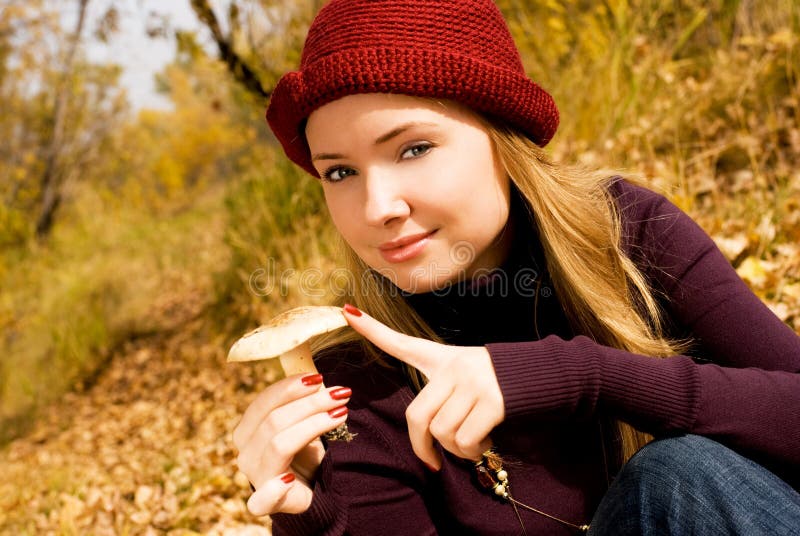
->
<box><xmin>242</xmin><ymin>404</ymin><xmax>349</xmax><ymax>478</ymax></box>
<box><xmin>405</xmin><ymin>381</ymin><xmax>452</xmax><ymax>470</ymax></box>
<box><xmin>265</xmin><ymin>385</ymin><xmax>352</xmax><ymax>437</ymax></box>
<box><xmin>234</xmin><ymin>373</ymin><xmax>325</xmax><ymax>449</ymax></box>
<box><xmin>429</xmin><ymin>390</ymin><xmax>478</xmax><ymax>459</ymax></box>
<box><xmin>342</xmin><ymin>304</ymin><xmax>438</xmax><ymax>376</ymax></box>
<box><xmin>247</xmin><ymin>473</ymin><xmax>313</xmax><ymax>516</ymax></box>
<box><xmin>236</xmin><ymin>385</ymin><xmax>347</xmax><ymax>486</ymax></box>
<box><xmin>290</xmin><ymin>438</ymin><xmax>326</xmax><ymax>483</ymax></box>
<box><xmin>453</xmin><ymin>402</ymin><xmax>497</xmax><ymax>461</ymax></box>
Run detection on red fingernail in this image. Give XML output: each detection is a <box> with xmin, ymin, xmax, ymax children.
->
<box><xmin>328</xmin><ymin>406</ymin><xmax>348</xmax><ymax>419</ymax></box>
<box><xmin>343</xmin><ymin>303</ymin><xmax>362</xmax><ymax>317</ymax></box>
<box><xmin>280</xmin><ymin>473</ymin><xmax>295</xmax><ymax>484</ymax></box>
<box><xmin>302</xmin><ymin>373</ymin><xmax>324</xmax><ymax>386</ymax></box>
<box><xmin>329</xmin><ymin>387</ymin><xmax>352</xmax><ymax>400</ymax></box>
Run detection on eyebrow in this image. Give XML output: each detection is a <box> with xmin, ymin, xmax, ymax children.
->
<box><xmin>311</xmin><ymin>121</ymin><xmax>438</xmax><ymax>162</ymax></box>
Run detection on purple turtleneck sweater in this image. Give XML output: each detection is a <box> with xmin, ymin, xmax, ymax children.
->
<box><xmin>271</xmin><ymin>180</ymin><xmax>800</xmax><ymax>535</ymax></box>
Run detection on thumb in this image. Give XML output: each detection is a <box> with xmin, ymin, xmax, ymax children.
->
<box><xmin>247</xmin><ymin>473</ymin><xmax>312</xmax><ymax>516</ymax></box>
<box><xmin>342</xmin><ymin>303</ymin><xmax>437</xmax><ymax>376</ymax></box>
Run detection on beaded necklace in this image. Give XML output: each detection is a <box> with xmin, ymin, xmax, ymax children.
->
<box><xmin>474</xmin><ymin>448</ymin><xmax>590</xmax><ymax>534</ymax></box>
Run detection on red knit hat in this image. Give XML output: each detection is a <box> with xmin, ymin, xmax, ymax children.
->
<box><xmin>266</xmin><ymin>0</ymin><xmax>559</xmax><ymax>177</ymax></box>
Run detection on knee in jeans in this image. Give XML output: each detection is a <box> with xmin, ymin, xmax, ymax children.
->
<box><xmin>598</xmin><ymin>435</ymin><xmax>800</xmax><ymax>536</ymax></box>
<box><xmin>618</xmin><ymin>435</ymin><xmax>722</xmax><ymax>492</ymax></box>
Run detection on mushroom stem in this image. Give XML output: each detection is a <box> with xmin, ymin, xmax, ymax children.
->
<box><xmin>279</xmin><ymin>342</ymin><xmax>317</xmax><ymax>377</ymax></box>
<box><xmin>281</xmin><ymin>342</ymin><xmax>355</xmax><ymax>442</ymax></box>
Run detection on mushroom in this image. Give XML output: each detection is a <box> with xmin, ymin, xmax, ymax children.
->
<box><xmin>227</xmin><ymin>305</ymin><xmax>354</xmax><ymax>441</ymax></box>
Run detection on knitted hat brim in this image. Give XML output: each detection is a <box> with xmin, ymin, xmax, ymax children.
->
<box><xmin>267</xmin><ymin>48</ymin><xmax>559</xmax><ymax>177</ymax></box>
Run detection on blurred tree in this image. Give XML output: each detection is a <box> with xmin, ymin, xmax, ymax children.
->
<box><xmin>35</xmin><ymin>0</ymin><xmax>90</xmax><ymax>239</ymax></box>
<box><xmin>85</xmin><ymin>25</ymin><xmax>276</xmax><ymax>216</ymax></box>
<box><xmin>0</xmin><ymin>1</ymin><xmax>128</xmax><ymax>245</ymax></box>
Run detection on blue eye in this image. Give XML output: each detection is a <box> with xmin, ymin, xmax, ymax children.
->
<box><xmin>400</xmin><ymin>143</ymin><xmax>433</xmax><ymax>159</ymax></box>
<box><xmin>322</xmin><ymin>166</ymin><xmax>357</xmax><ymax>182</ymax></box>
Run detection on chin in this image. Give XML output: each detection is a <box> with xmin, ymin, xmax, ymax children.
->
<box><xmin>366</xmin><ymin>255</ymin><xmax>466</xmax><ymax>294</ymax></box>
<box><xmin>394</xmin><ymin>270</ymin><xmax>464</xmax><ymax>295</ymax></box>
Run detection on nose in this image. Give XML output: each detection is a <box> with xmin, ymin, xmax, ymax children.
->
<box><xmin>362</xmin><ymin>170</ymin><xmax>411</xmax><ymax>227</ymax></box>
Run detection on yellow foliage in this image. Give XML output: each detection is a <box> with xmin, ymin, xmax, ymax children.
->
<box><xmin>784</xmin><ymin>283</ymin><xmax>800</xmax><ymax>301</ymax></box>
<box><xmin>95</xmin><ymin>56</ymin><xmax>261</xmax><ymax>213</ymax></box>
<box><xmin>736</xmin><ymin>256</ymin><xmax>776</xmax><ymax>290</ymax></box>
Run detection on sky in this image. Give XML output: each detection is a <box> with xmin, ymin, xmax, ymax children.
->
<box><xmin>82</xmin><ymin>0</ymin><xmax>204</xmax><ymax>110</ymax></box>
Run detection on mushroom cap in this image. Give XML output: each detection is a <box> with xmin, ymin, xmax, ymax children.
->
<box><xmin>227</xmin><ymin>306</ymin><xmax>348</xmax><ymax>362</ymax></box>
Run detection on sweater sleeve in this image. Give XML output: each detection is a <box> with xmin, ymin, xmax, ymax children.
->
<box><xmin>487</xmin><ymin>180</ymin><xmax>800</xmax><ymax>484</ymax></box>
<box><xmin>270</xmin><ymin>358</ymin><xmax>440</xmax><ymax>536</ymax></box>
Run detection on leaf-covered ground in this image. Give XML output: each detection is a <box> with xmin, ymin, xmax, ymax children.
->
<box><xmin>0</xmin><ymin>318</ymin><xmax>283</xmax><ymax>535</ymax></box>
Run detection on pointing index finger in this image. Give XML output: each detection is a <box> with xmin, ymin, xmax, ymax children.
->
<box><xmin>342</xmin><ymin>304</ymin><xmax>436</xmax><ymax>377</ymax></box>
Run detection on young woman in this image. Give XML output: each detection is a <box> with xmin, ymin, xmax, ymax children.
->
<box><xmin>232</xmin><ymin>1</ymin><xmax>800</xmax><ymax>534</ymax></box>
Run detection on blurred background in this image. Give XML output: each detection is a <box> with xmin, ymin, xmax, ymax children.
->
<box><xmin>1</xmin><ymin>0</ymin><xmax>798</xmax><ymax>534</ymax></box>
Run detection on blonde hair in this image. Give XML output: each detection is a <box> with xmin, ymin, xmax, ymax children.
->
<box><xmin>313</xmin><ymin>119</ymin><xmax>686</xmax><ymax>464</ymax></box>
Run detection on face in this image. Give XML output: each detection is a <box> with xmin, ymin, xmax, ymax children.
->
<box><xmin>305</xmin><ymin>93</ymin><xmax>513</xmax><ymax>294</ymax></box>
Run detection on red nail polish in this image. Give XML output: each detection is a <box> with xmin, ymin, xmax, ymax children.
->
<box><xmin>329</xmin><ymin>387</ymin><xmax>352</xmax><ymax>400</ymax></box>
<box><xmin>302</xmin><ymin>373</ymin><xmax>324</xmax><ymax>386</ymax></box>
<box><xmin>328</xmin><ymin>406</ymin><xmax>348</xmax><ymax>419</ymax></box>
<box><xmin>280</xmin><ymin>473</ymin><xmax>295</xmax><ymax>484</ymax></box>
<box><xmin>343</xmin><ymin>303</ymin><xmax>362</xmax><ymax>317</ymax></box>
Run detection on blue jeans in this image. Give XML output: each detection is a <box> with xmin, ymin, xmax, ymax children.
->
<box><xmin>589</xmin><ymin>435</ymin><xmax>800</xmax><ymax>535</ymax></box>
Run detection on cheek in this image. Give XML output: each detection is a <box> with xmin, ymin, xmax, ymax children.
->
<box><xmin>430</xmin><ymin>151</ymin><xmax>507</xmax><ymax>213</ymax></box>
<box><xmin>456</xmin><ymin>164</ymin><xmax>510</xmax><ymax>237</ymax></box>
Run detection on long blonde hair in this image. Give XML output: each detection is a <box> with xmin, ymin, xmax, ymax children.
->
<box><xmin>313</xmin><ymin>118</ymin><xmax>686</xmax><ymax>463</ymax></box>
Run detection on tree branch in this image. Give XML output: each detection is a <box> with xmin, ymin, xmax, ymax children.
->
<box><xmin>189</xmin><ymin>0</ymin><xmax>271</xmax><ymax>100</ymax></box>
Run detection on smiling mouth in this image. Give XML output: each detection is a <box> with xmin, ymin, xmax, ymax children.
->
<box><xmin>378</xmin><ymin>230</ymin><xmax>436</xmax><ymax>251</ymax></box>
<box><xmin>378</xmin><ymin>230</ymin><xmax>437</xmax><ymax>263</ymax></box>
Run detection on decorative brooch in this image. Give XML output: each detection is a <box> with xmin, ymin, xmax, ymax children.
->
<box><xmin>474</xmin><ymin>449</ymin><xmax>590</xmax><ymax>534</ymax></box>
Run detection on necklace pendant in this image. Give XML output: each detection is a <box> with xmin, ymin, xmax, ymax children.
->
<box><xmin>485</xmin><ymin>454</ymin><xmax>503</xmax><ymax>472</ymax></box>
<box><xmin>476</xmin><ymin>465</ymin><xmax>497</xmax><ymax>489</ymax></box>
<box><xmin>474</xmin><ymin>449</ymin><xmax>589</xmax><ymax>533</ymax></box>
<box><xmin>475</xmin><ymin>455</ymin><xmax>511</xmax><ymax>499</ymax></box>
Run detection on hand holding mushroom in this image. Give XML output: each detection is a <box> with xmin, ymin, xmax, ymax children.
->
<box><xmin>228</xmin><ymin>306</ymin><xmax>354</xmax><ymax>441</ymax></box>
<box><xmin>229</xmin><ymin>306</ymin><xmax>352</xmax><ymax>516</ymax></box>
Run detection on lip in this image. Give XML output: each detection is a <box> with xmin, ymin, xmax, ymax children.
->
<box><xmin>378</xmin><ymin>231</ymin><xmax>436</xmax><ymax>251</ymax></box>
<box><xmin>378</xmin><ymin>230</ymin><xmax>437</xmax><ymax>263</ymax></box>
